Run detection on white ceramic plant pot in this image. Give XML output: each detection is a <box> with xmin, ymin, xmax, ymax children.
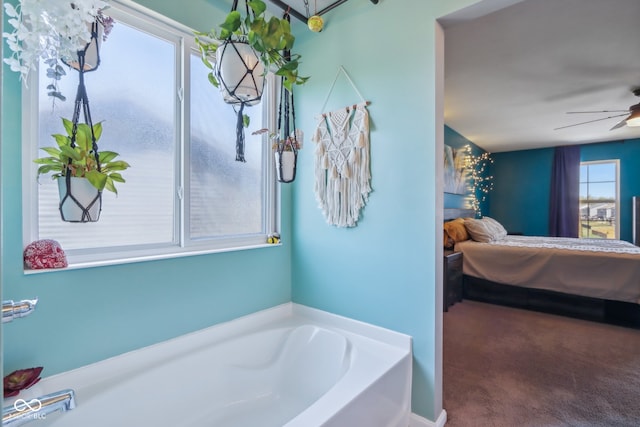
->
<box><xmin>275</xmin><ymin>151</ymin><xmax>297</xmax><ymax>183</ymax></box>
<box><xmin>66</xmin><ymin>21</ymin><xmax>104</xmax><ymax>72</ymax></box>
<box><xmin>216</xmin><ymin>41</ymin><xmax>265</xmax><ymax>106</ymax></box>
<box><xmin>58</xmin><ymin>177</ymin><xmax>102</xmax><ymax>222</ymax></box>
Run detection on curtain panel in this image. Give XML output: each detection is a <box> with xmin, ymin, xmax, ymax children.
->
<box><xmin>549</xmin><ymin>145</ymin><xmax>580</xmax><ymax>237</ymax></box>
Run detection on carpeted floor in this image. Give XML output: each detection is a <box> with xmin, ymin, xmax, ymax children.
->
<box><xmin>443</xmin><ymin>300</ymin><xmax>640</xmax><ymax>427</ymax></box>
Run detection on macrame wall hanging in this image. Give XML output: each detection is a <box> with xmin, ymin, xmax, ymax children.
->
<box><xmin>313</xmin><ymin>66</ymin><xmax>371</xmax><ymax>228</ymax></box>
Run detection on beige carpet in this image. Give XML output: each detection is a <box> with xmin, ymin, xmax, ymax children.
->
<box><xmin>443</xmin><ymin>301</ymin><xmax>640</xmax><ymax>427</ymax></box>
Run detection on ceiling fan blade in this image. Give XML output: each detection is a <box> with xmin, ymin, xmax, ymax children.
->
<box><xmin>554</xmin><ymin>113</ymin><xmax>628</xmax><ymax>130</ymax></box>
<box><xmin>566</xmin><ymin>110</ymin><xmax>629</xmax><ymax>114</ymax></box>
<box><xmin>610</xmin><ymin>116</ymin><xmax>629</xmax><ymax>130</ymax></box>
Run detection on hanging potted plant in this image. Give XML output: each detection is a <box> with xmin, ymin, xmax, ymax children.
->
<box><xmin>194</xmin><ymin>0</ymin><xmax>308</xmax><ymax>162</ymax></box>
<box><xmin>2</xmin><ymin>0</ymin><xmax>114</xmax><ymax>101</ymax></box>
<box><xmin>194</xmin><ymin>0</ymin><xmax>308</xmax><ymax>102</ymax></box>
<box><xmin>34</xmin><ymin>118</ymin><xmax>130</xmax><ymax>222</ymax></box>
<box><xmin>253</xmin><ymin>128</ymin><xmax>302</xmax><ymax>183</ymax></box>
<box><xmin>273</xmin><ymin>132</ymin><xmax>301</xmax><ymax>183</ymax></box>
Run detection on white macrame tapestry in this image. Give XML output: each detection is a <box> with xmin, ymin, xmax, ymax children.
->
<box><xmin>313</xmin><ymin>102</ymin><xmax>371</xmax><ymax>227</ymax></box>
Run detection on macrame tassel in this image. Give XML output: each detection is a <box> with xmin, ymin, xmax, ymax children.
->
<box><xmin>330</xmin><ymin>164</ymin><xmax>338</xmax><ymax>179</ymax></box>
<box><xmin>313</xmin><ymin>122</ymin><xmax>322</xmax><ymax>143</ymax></box>
<box><xmin>333</xmin><ymin>177</ymin><xmax>341</xmax><ymax>225</ymax></box>
<box><xmin>322</xmin><ymin>153</ymin><xmax>329</xmax><ymax>169</ymax></box>
<box><xmin>341</xmin><ymin>161</ymin><xmax>351</xmax><ymax>178</ymax></box>
<box><xmin>235</xmin><ymin>102</ymin><xmax>246</xmax><ymax>162</ymax></box>
<box><xmin>340</xmin><ymin>177</ymin><xmax>349</xmax><ymax>227</ymax></box>
<box><xmin>349</xmin><ymin>147</ymin><xmax>359</xmax><ymax>165</ymax></box>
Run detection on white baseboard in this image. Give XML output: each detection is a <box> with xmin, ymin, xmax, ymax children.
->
<box><xmin>410</xmin><ymin>410</ymin><xmax>447</xmax><ymax>427</ymax></box>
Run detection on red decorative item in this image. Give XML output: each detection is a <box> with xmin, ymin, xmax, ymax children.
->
<box><xmin>24</xmin><ymin>239</ymin><xmax>68</xmax><ymax>269</ymax></box>
<box><xmin>4</xmin><ymin>367</ymin><xmax>43</xmax><ymax>397</ymax></box>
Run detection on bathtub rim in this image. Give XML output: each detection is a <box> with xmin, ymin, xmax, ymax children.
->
<box><xmin>20</xmin><ymin>303</ymin><xmax>411</xmax><ymax>391</ymax></box>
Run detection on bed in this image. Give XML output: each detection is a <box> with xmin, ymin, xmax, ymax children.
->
<box><xmin>443</xmin><ymin>209</ymin><xmax>640</xmax><ymax>326</ymax></box>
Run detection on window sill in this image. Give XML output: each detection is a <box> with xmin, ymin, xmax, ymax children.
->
<box><xmin>23</xmin><ymin>241</ymin><xmax>282</xmax><ymax>274</ymax></box>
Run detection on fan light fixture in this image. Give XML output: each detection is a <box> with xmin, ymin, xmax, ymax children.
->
<box><xmin>626</xmin><ymin>107</ymin><xmax>640</xmax><ymax>127</ymax></box>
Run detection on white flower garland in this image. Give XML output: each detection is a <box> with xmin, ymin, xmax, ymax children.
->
<box><xmin>2</xmin><ymin>0</ymin><xmax>109</xmax><ymax>85</ymax></box>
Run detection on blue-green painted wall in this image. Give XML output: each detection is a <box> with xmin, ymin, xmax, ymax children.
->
<box><xmin>444</xmin><ymin>125</ymin><xmax>489</xmax><ymax>214</ymax></box>
<box><xmin>490</xmin><ymin>147</ymin><xmax>555</xmax><ymax>236</ymax></box>
<box><xmin>490</xmin><ymin>138</ymin><xmax>640</xmax><ymax>241</ymax></box>
<box><xmin>291</xmin><ymin>1</ymin><xmax>479</xmax><ymax>420</ymax></box>
<box><xmin>1</xmin><ymin>0</ymin><xmax>291</xmax><ymax>379</ymax></box>
<box><xmin>2</xmin><ymin>0</ymin><xmax>483</xmax><ymax>423</ymax></box>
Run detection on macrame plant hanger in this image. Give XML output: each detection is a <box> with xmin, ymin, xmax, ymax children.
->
<box><xmin>218</xmin><ymin>0</ymin><xmax>264</xmax><ymax>162</ymax></box>
<box><xmin>275</xmin><ymin>10</ymin><xmax>298</xmax><ymax>183</ymax></box>
<box><xmin>313</xmin><ymin>66</ymin><xmax>371</xmax><ymax>227</ymax></box>
<box><xmin>60</xmin><ymin>21</ymin><xmax>102</xmax><ymax>222</ymax></box>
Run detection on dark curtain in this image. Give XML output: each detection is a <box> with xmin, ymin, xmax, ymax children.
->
<box><xmin>549</xmin><ymin>145</ymin><xmax>580</xmax><ymax>237</ymax></box>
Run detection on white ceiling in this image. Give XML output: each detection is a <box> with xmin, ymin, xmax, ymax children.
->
<box><xmin>441</xmin><ymin>0</ymin><xmax>640</xmax><ymax>153</ymax></box>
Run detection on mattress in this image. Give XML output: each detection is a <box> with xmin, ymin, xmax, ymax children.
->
<box><xmin>455</xmin><ymin>235</ymin><xmax>640</xmax><ymax>304</ymax></box>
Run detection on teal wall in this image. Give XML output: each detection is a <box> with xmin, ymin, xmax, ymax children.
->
<box><xmin>291</xmin><ymin>0</ymin><xmax>479</xmax><ymax>420</ymax></box>
<box><xmin>1</xmin><ymin>0</ymin><xmax>291</xmax><ymax>378</ymax></box>
<box><xmin>444</xmin><ymin>125</ymin><xmax>489</xmax><ymax>214</ymax></box>
<box><xmin>490</xmin><ymin>138</ymin><xmax>640</xmax><ymax>241</ymax></box>
<box><xmin>1</xmin><ymin>0</ymin><xmax>483</xmax><ymax>423</ymax></box>
<box><xmin>490</xmin><ymin>147</ymin><xmax>555</xmax><ymax>236</ymax></box>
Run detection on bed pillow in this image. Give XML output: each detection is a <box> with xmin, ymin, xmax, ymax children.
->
<box><xmin>464</xmin><ymin>217</ymin><xmax>507</xmax><ymax>242</ymax></box>
<box><xmin>463</xmin><ymin>218</ymin><xmax>494</xmax><ymax>242</ymax></box>
<box><xmin>444</xmin><ymin>218</ymin><xmax>470</xmax><ymax>244</ymax></box>
<box><xmin>482</xmin><ymin>216</ymin><xmax>508</xmax><ymax>240</ymax></box>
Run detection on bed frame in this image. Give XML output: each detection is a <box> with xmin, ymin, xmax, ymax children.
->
<box><xmin>443</xmin><ymin>208</ymin><xmax>640</xmax><ymax>328</ymax></box>
<box><xmin>463</xmin><ymin>275</ymin><xmax>640</xmax><ymax>328</ymax></box>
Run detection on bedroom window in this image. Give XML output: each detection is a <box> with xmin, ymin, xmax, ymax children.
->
<box><xmin>22</xmin><ymin>1</ymin><xmax>278</xmax><ymax>268</ymax></box>
<box><xmin>579</xmin><ymin>160</ymin><xmax>619</xmax><ymax>239</ymax></box>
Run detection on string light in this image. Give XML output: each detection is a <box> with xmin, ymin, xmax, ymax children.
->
<box><xmin>464</xmin><ymin>145</ymin><xmax>494</xmax><ymax>216</ymax></box>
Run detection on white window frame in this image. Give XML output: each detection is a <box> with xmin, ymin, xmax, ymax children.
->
<box><xmin>22</xmin><ymin>0</ymin><xmax>280</xmax><ymax>271</ymax></box>
<box><xmin>579</xmin><ymin>159</ymin><xmax>620</xmax><ymax>240</ymax></box>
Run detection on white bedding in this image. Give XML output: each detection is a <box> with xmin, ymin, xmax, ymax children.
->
<box><xmin>455</xmin><ymin>235</ymin><xmax>640</xmax><ymax>304</ymax></box>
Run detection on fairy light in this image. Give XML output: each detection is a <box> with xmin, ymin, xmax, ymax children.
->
<box><xmin>464</xmin><ymin>145</ymin><xmax>494</xmax><ymax>216</ymax></box>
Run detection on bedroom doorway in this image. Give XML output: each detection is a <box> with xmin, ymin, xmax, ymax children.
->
<box><xmin>436</xmin><ymin>0</ymin><xmax>640</xmax><ymax>427</ymax></box>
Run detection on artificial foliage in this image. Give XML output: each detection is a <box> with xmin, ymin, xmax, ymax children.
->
<box><xmin>2</xmin><ymin>0</ymin><xmax>114</xmax><ymax>100</ymax></box>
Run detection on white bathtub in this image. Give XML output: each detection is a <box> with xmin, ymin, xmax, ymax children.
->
<box><xmin>8</xmin><ymin>303</ymin><xmax>412</xmax><ymax>427</ymax></box>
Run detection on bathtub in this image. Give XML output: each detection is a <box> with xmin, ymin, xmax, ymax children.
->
<box><xmin>7</xmin><ymin>303</ymin><xmax>412</xmax><ymax>427</ymax></box>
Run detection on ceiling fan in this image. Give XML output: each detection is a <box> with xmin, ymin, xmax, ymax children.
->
<box><xmin>554</xmin><ymin>87</ymin><xmax>640</xmax><ymax>131</ymax></box>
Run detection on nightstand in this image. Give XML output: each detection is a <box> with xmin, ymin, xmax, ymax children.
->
<box><xmin>444</xmin><ymin>250</ymin><xmax>463</xmax><ymax>311</ymax></box>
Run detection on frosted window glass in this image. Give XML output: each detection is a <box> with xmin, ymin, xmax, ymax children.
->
<box><xmin>37</xmin><ymin>21</ymin><xmax>176</xmax><ymax>250</ymax></box>
<box><xmin>189</xmin><ymin>54</ymin><xmax>264</xmax><ymax>239</ymax></box>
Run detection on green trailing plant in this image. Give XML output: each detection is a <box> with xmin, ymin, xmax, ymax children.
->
<box><xmin>34</xmin><ymin>118</ymin><xmax>130</xmax><ymax>194</ymax></box>
<box><xmin>194</xmin><ymin>0</ymin><xmax>308</xmax><ymax>93</ymax></box>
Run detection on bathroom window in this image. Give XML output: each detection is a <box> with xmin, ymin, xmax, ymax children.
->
<box><xmin>23</xmin><ymin>1</ymin><xmax>278</xmax><ymax>268</ymax></box>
